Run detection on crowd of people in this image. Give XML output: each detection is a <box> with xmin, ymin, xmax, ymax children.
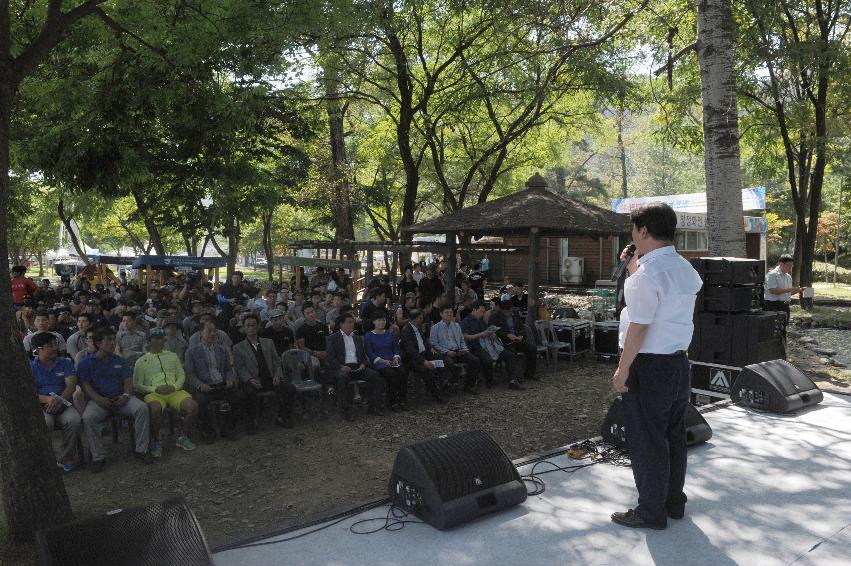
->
<box><xmin>14</xmin><ymin>256</ymin><xmax>542</xmax><ymax>475</ymax></box>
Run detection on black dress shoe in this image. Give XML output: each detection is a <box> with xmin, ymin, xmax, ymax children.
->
<box><xmin>246</xmin><ymin>421</ymin><xmax>258</xmax><ymax>435</ymax></box>
<box><xmin>485</xmin><ymin>380</ymin><xmax>494</xmax><ymax>389</ymax></box>
<box><xmin>275</xmin><ymin>416</ymin><xmax>294</xmax><ymax>429</ymax></box>
<box><xmin>463</xmin><ymin>387</ymin><xmax>479</xmax><ymax>395</ymax></box>
<box><xmin>398</xmin><ymin>403</ymin><xmax>409</xmax><ymax>412</ymax></box>
<box><xmin>133</xmin><ymin>451</ymin><xmax>153</xmax><ymax>465</ymax></box>
<box><xmin>611</xmin><ymin>509</ymin><xmax>666</xmax><ymax>530</ymax></box>
<box><xmin>508</xmin><ymin>380</ymin><xmax>526</xmax><ymax>390</ymax></box>
<box><xmin>432</xmin><ymin>393</ymin><xmax>446</xmax><ymax>403</ymax></box>
<box><xmin>91</xmin><ymin>459</ymin><xmax>106</xmax><ymax>474</ymax></box>
<box><xmin>367</xmin><ymin>406</ymin><xmax>385</xmax><ymax>416</ymax></box>
<box><xmin>344</xmin><ymin>407</ymin><xmax>355</xmax><ymax>422</ymax></box>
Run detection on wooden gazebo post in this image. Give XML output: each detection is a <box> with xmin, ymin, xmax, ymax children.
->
<box><xmin>445</xmin><ymin>231</ymin><xmax>457</xmax><ymax>304</ymax></box>
<box><xmin>527</xmin><ymin>226</ymin><xmax>540</xmax><ymax>321</ymax></box>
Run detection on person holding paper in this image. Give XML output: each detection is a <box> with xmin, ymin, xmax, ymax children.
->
<box><xmin>364</xmin><ymin>313</ymin><xmax>408</xmax><ymax>411</ymax></box>
<box><xmin>764</xmin><ymin>254</ymin><xmax>803</xmax><ymax>343</ymax></box>
<box><xmin>400</xmin><ymin>309</ymin><xmax>449</xmax><ymax>403</ymax></box>
<box><xmin>461</xmin><ymin>301</ymin><xmax>526</xmax><ymax>390</ymax></box>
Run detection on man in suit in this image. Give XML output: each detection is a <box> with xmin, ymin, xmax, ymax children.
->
<box><xmin>400</xmin><ymin>309</ymin><xmax>449</xmax><ymax>403</ymax></box>
<box><xmin>234</xmin><ymin>314</ymin><xmax>296</xmax><ymax>431</ymax></box>
<box><xmin>326</xmin><ymin>313</ymin><xmax>384</xmax><ymax>421</ymax></box>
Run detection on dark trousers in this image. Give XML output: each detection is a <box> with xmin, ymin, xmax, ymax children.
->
<box><xmin>195</xmin><ymin>386</ymin><xmax>245</xmax><ymax>431</ymax></box>
<box><xmin>622</xmin><ymin>353</ymin><xmax>691</xmax><ymax>525</ymax></box>
<box><xmin>764</xmin><ymin>300</ymin><xmax>790</xmax><ymax>337</ymax></box>
<box><xmin>336</xmin><ymin>365</ymin><xmax>384</xmax><ymax>409</ymax></box>
<box><xmin>506</xmin><ymin>341</ymin><xmax>537</xmax><ymax>380</ymax></box>
<box><xmin>243</xmin><ymin>381</ymin><xmax>296</xmax><ymax>421</ymax></box>
<box><xmin>471</xmin><ymin>347</ymin><xmax>519</xmax><ymax>384</ymax></box>
<box><xmin>407</xmin><ymin>363</ymin><xmax>449</xmax><ymax>399</ymax></box>
<box><xmin>377</xmin><ymin>365</ymin><xmax>408</xmax><ymax>405</ymax></box>
<box><xmin>439</xmin><ymin>351</ymin><xmax>481</xmax><ymax>388</ymax></box>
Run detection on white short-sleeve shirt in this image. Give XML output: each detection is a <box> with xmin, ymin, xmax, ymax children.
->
<box><xmin>618</xmin><ymin>246</ymin><xmax>703</xmax><ymax>354</ymax></box>
<box><xmin>764</xmin><ymin>266</ymin><xmax>793</xmax><ymax>302</ymax></box>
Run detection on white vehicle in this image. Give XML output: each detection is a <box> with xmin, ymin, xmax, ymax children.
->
<box><xmin>255</xmin><ymin>257</ymin><xmax>268</xmax><ymax>268</ymax></box>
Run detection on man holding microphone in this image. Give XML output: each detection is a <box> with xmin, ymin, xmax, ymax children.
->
<box><xmin>611</xmin><ymin>203</ymin><xmax>703</xmax><ymax>530</ymax></box>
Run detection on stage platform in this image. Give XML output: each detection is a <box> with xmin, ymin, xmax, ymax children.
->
<box><xmin>213</xmin><ymin>393</ymin><xmax>851</xmax><ymax>566</ymax></box>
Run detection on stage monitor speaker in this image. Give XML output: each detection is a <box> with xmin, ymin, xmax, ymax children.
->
<box><xmin>730</xmin><ymin>359</ymin><xmax>823</xmax><ymax>413</ymax></box>
<box><xmin>691</xmin><ymin>257</ymin><xmax>765</xmax><ymax>287</ymax></box>
<box><xmin>388</xmin><ymin>430</ymin><xmax>527</xmax><ymax>530</ymax></box>
<box><xmin>36</xmin><ymin>497</ymin><xmax>213</xmax><ymax>566</ymax></box>
<box><xmin>601</xmin><ymin>398</ymin><xmax>713</xmax><ymax>449</ymax></box>
<box><xmin>698</xmin><ymin>285</ymin><xmax>763</xmax><ymax>313</ymax></box>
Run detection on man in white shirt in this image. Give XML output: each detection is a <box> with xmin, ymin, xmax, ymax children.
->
<box><xmin>612</xmin><ymin>203</ymin><xmax>703</xmax><ymax>531</ymax></box>
<box><xmin>326</xmin><ymin>313</ymin><xmax>384</xmax><ymax>421</ymax></box>
<box><xmin>764</xmin><ymin>254</ymin><xmax>802</xmax><ymax>341</ymax></box>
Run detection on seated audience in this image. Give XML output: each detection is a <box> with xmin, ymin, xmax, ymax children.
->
<box><xmin>327</xmin><ymin>313</ymin><xmax>384</xmax><ymax>421</ymax></box>
<box><xmin>30</xmin><ymin>332</ymin><xmax>82</xmax><ymax>472</ymax></box>
<box><xmin>22</xmin><ymin>309</ymin><xmax>67</xmax><ymax>355</ymax></box>
<box><xmin>429</xmin><ymin>305</ymin><xmax>481</xmax><ymax>394</ymax></box>
<box><xmin>133</xmin><ymin>328</ymin><xmax>198</xmax><ymax>457</ymax></box>
<box><xmin>400</xmin><ymin>309</ymin><xmax>448</xmax><ymax>403</ymax></box>
<box><xmin>116</xmin><ymin>313</ymin><xmax>146</xmax><ymax>356</ymax></box>
<box><xmin>490</xmin><ymin>300</ymin><xmax>538</xmax><ymax>382</ymax></box>
<box><xmin>261</xmin><ymin>308</ymin><xmax>296</xmax><ymax>355</ymax></box>
<box><xmin>461</xmin><ymin>300</ymin><xmax>526</xmax><ymax>390</ymax></box>
<box><xmin>234</xmin><ymin>314</ymin><xmax>296</xmax><ymax>431</ymax></box>
<box><xmin>364</xmin><ymin>313</ymin><xmax>407</xmax><ymax>411</ymax></box>
<box><xmin>185</xmin><ymin>320</ymin><xmax>243</xmax><ymax>439</ymax></box>
<box><xmin>296</xmin><ymin>304</ymin><xmax>330</xmax><ymax>372</ymax></box>
<box><xmin>78</xmin><ymin>327</ymin><xmax>151</xmax><ymax>473</ymax></box>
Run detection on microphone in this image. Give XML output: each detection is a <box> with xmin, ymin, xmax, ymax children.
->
<box><xmin>611</xmin><ymin>243</ymin><xmax>637</xmax><ymax>281</ymax></box>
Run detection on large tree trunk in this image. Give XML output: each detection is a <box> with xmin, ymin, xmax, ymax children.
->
<box><xmin>0</xmin><ymin>68</ymin><xmax>73</xmax><ymax>542</ymax></box>
<box><xmin>57</xmin><ymin>198</ymin><xmax>91</xmax><ymax>265</ymax></box>
<box><xmin>616</xmin><ymin>110</ymin><xmax>628</xmax><ymax>198</ymax></box>
<box><xmin>322</xmin><ymin>57</ymin><xmax>355</xmax><ymax>258</ymax></box>
<box><xmin>262</xmin><ymin>210</ymin><xmax>274</xmax><ymax>281</ymax></box>
<box><xmin>130</xmin><ymin>187</ymin><xmax>165</xmax><ymax>255</ymax></box>
<box><xmin>696</xmin><ymin>0</ymin><xmax>746</xmax><ymax>257</ymax></box>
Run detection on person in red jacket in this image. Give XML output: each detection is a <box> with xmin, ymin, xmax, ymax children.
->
<box><xmin>11</xmin><ymin>265</ymin><xmax>37</xmax><ymax>309</ymax></box>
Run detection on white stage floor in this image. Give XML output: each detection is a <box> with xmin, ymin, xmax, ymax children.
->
<box><xmin>213</xmin><ymin>393</ymin><xmax>851</xmax><ymax>566</ymax></box>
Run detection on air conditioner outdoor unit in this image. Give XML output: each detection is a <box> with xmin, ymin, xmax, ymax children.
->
<box><xmin>560</xmin><ymin>256</ymin><xmax>584</xmax><ymax>284</ymax></box>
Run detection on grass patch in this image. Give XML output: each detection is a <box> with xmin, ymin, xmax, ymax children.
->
<box><xmin>791</xmin><ymin>304</ymin><xmax>851</xmax><ymax>327</ymax></box>
<box><xmin>811</xmin><ymin>283</ymin><xmax>851</xmax><ymax>300</ymax></box>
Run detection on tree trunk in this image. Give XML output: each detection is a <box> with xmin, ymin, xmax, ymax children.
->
<box><xmin>262</xmin><ymin>210</ymin><xmax>274</xmax><ymax>282</ymax></box>
<box><xmin>321</xmin><ymin>57</ymin><xmax>355</xmax><ymax>258</ymax></box>
<box><xmin>37</xmin><ymin>251</ymin><xmax>44</xmax><ymax>278</ymax></box>
<box><xmin>57</xmin><ymin>198</ymin><xmax>91</xmax><ymax>265</ymax></box>
<box><xmin>696</xmin><ymin>0</ymin><xmax>746</xmax><ymax>257</ymax></box>
<box><xmin>0</xmin><ymin>69</ymin><xmax>73</xmax><ymax>543</ymax></box>
<box><xmin>617</xmin><ymin>111</ymin><xmax>629</xmax><ymax>198</ymax></box>
<box><xmin>130</xmin><ymin>187</ymin><xmax>165</xmax><ymax>255</ymax></box>
<box><xmin>223</xmin><ymin>219</ymin><xmax>240</xmax><ymax>277</ymax></box>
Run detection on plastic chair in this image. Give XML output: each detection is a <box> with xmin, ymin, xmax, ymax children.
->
<box><xmin>36</xmin><ymin>496</ymin><xmax>213</xmax><ymax>566</ymax></box>
<box><xmin>534</xmin><ymin>320</ymin><xmax>573</xmax><ymax>373</ymax></box>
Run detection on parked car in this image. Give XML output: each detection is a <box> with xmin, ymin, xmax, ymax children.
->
<box><xmin>255</xmin><ymin>257</ymin><xmax>268</xmax><ymax>268</ymax></box>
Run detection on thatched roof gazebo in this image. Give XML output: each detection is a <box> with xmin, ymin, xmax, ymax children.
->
<box><xmin>403</xmin><ymin>173</ymin><xmax>630</xmax><ymax>320</ymax></box>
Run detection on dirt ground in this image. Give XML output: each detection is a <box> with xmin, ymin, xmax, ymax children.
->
<box><xmin>4</xmin><ymin>335</ymin><xmax>848</xmax><ymax>565</ymax></box>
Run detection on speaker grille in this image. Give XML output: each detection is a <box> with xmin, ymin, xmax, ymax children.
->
<box><xmin>407</xmin><ymin>430</ymin><xmax>518</xmax><ymax>502</ymax></box>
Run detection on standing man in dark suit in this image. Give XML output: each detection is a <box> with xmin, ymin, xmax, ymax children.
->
<box><xmin>611</xmin><ymin>203</ymin><xmax>703</xmax><ymax>530</ymax></box>
<box><xmin>326</xmin><ymin>313</ymin><xmax>384</xmax><ymax>421</ymax></box>
<box><xmin>400</xmin><ymin>309</ymin><xmax>448</xmax><ymax>403</ymax></box>
<box><xmin>234</xmin><ymin>314</ymin><xmax>296</xmax><ymax>431</ymax></box>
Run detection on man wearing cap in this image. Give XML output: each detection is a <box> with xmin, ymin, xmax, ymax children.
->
<box><xmin>261</xmin><ymin>308</ymin><xmax>296</xmax><ymax>355</ymax></box>
<box><xmin>163</xmin><ymin>318</ymin><xmax>188</xmax><ymax>361</ymax></box>
<box><xmin>234</xmin><ymin>314</ymin><xmax>296</xmax><ymax>430</ymax></box>
<box><xmin>30</xmin><ymin>332</ymin><xmax>82</xmax><ymax>472</ymax></box>
<box><xmin>133</xmin><ymin>328</ymin><xmax>198</xmax><ymax>456</ymax></box>
<box><xmin>764</xmin><ymin>253</ymin><xmax>803</xmax><ymax>342</ymax></box>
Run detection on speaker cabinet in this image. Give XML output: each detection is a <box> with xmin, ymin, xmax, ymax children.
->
<box><xmin>691</xmin><ymin>312</ymin><xmax>785</xmax><ymax>366</ymax></box>
<box><xmin>691</xmin><ymin>257</ymin><xmax>766</xmax><ymax>286</ymax></box>
<box><xmin>730</xmin><ymin>359</ymin><xmax>823</xmax><ymax>413</ymax></box>
<box><xmin>601</xmin><ymin>398</ymin><xmax>712</xmax><ymax>449</ymax></box>
<box><xmin>698</xmin><ymin>285</ymin><xmax>762</xmax><ymax>313</ymax></box>
<box><xmin>388</xmin><ymin>430</ymin><xmax>527</xmax><ymax>530</ymax></box>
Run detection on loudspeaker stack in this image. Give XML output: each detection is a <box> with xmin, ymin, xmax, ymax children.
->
<box><xmin>688</xmin><ymin>257</ymin><xmax>785</xmax><ymax>405</ymax></box>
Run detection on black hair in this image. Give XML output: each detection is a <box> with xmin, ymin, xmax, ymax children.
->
<box><xmin>778</xmin><ymin>254</ymin><xmax>793</xmax><ymax>263</ymax></box>
<box><xmin>440</xmin><ymin>304</ymin><xmax>454</xmax><ymax>313</ymax></box>
<box><xmin>77</xmin><ymin>313</ymin><xmax>93</xmax><ymax>322</ymax></box>
<box><xmin>92</xmin><ymin>326</ymin><xmax>116</xmax><ymax>346</ymax></box>
<box><xmin>408</xmin><ymin>309</ymin><xmax>423</xmax><ymax>322</ymax></box>
<box><xmin>31</xmin><ymin>332</ymin><xmax>57</xmax><ymax>351</ymax></box>
<box><xmin>630</xmin><ymin>203</ymin><xmax>677</xmax><ymax>242</ymax></box>
<box><xmin>370</xmin><ymin>312</ymin><xmax>387</xmax><ymax>322</ymax></box>
<box><xmin>337</xmin><ymin>312</ymin><xmax>355</xmax><ymax>326</ymax></box>
<box><xmin>472</xmin><ymin>300</ymin><xmax>486</xmax><ymax>310</ymax></box>
<box><xmin>242</xmin><ymin>313</ymin><xmax>260</xmax><ymax>325</ymax></box>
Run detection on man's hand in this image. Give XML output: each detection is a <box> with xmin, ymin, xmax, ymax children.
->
<box><xmin>113</xmin><ymin>394</ymin><xmax>129</xmax><ymax>408</ymax></box>
<box><xmin>508</xmin><ymin>333</ymin><xmax>521</xmax><ymax>342</ymax></box>
<box><xmin>226</xmin><ymin>379</ymin><xmax>236</xmax><ymax>389</ymax></box>
<box><xmin>250</xmin><ymin>379</ymin><xmax>263</xmax><ymax>389</ymax></box>
<box><xmin>96</xmin><ymin>396</ymin><xmax>114</xmax><ymax>410</ymax></box>
<box><xmin>612</xmin><ymin>368</ymin><xmax>629</xmax><ymax>393</ymax></box>
<box><xmin>155</xmin><ymin>385</ymin><xmax>174</xmax><ymax>395</ymax></box>
<box><xmin>46</xmin><ymin>396</ymin><xmax>63</xmax><ymax>414</ymax></box>
<box><xmin>446</xmin><ymin>351</ymin><xmax>456</xmax><ymax>357</ymax></box>
<box><xmin>424</xmin><ymin>360</ymin><xmax>434</xmax><ymax>371</ymax></box>
<box><xmin>340</xmin><ymin>366</ymin><xmax>352</xmax><ymax>374</ymax></box>
<box><xmin>273</xmin><ymin>375</ymin><xmax>280</xmax><ymax>387</ymax></box>
<box><xmin>199</xmin><ymin>384</ymin><xmax>212</xmax><ymax>393</ymax></box>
